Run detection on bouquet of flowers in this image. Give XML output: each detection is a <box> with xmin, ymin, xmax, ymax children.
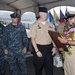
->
<box><xmin>61</xmin><ymin>24</ymin><xmax>75</xmax><ymax>58</ymax></box>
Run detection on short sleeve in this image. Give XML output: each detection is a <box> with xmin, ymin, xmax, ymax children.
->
<box><xmin>28</xmin><ymin>23</ymin><xmax>37</xmax><ymax>38</ymax></box>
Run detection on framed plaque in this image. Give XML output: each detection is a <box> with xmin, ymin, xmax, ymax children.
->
<box><xmin>48</xmin><ymin>30</ymin><xmax>68</xmax><ymax>51</ymax></box>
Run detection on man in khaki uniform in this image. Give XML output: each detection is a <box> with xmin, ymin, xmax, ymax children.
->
<box><xmin>28</xmin><ymin>7</ymin><xmax>56</xmax><ymax>75</ymax></box>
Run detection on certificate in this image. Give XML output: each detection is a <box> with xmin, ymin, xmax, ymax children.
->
<box><xmin>48</xmin><ymin>30</ymin><xmax>68</xmax><ymax>51</ymax></box>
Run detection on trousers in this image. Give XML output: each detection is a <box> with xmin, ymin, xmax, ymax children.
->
<box><xmin>0</xmin><ymin>52</ymin><xmax>5</xmax><ymax>75</ymax></box>
<box><xmin>6</xmin><ymin>52</ymin><xmax>27</xmax><ymax>75</ymax></box>
<box><xmin>33</xmin><ymin>43</ymin><xmax>53</xmax><ymax>75</ymax></box>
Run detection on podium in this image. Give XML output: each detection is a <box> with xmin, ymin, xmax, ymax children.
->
<box><xmin>48</xmin><ymin>30</ymin><xmax>68</xmax><ymax>51</ymax></box>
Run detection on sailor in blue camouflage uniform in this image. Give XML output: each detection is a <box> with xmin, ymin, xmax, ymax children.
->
<box><xmin>0</xmin><ymin>23</ymin><xmax>5</xmax><ymax>75</ymax></box>
<box><xmin>3</xmin><ymin>13</ymin><xmax>29</xmax><ymax>75</ymax></box>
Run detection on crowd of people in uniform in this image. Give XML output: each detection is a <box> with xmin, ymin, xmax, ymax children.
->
<box><xmin>0</xmin><ymin>6</ymin><xmax>75</xmax><ymax>75</ymax></box>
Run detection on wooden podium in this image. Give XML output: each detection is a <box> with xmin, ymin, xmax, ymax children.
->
<box><xmin>48</xmin><ymin>30</ymin><xmax>68</xmax><ymax>51</ymax></box>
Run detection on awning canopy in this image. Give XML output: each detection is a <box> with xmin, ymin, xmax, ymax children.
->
<box><xmin>0</xmin><ymin>0</ymin><xmax>75</xmax><ymax>16</ymax></box>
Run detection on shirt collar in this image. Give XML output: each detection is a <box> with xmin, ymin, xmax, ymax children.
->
<box><xmin>37</xmin><ymin>19</ymin><xmax>47</xmax><ymax>26</ymax></box>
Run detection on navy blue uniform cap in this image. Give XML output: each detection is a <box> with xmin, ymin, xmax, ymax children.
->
<box><xmin>39</xmin><ymin>7</ymin><xmax>47</xmax><ymax>13</ymax></box>
<box><xmin>10</xmin><ymin>13</ymin><xmax>20</xmax><ymax>18</ymax></box>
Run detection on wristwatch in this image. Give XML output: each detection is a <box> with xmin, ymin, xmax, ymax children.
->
<box><xmin>65</xmin><ymin>40</ymin><xmax>69</xmax><ymax>45</ymax></box>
